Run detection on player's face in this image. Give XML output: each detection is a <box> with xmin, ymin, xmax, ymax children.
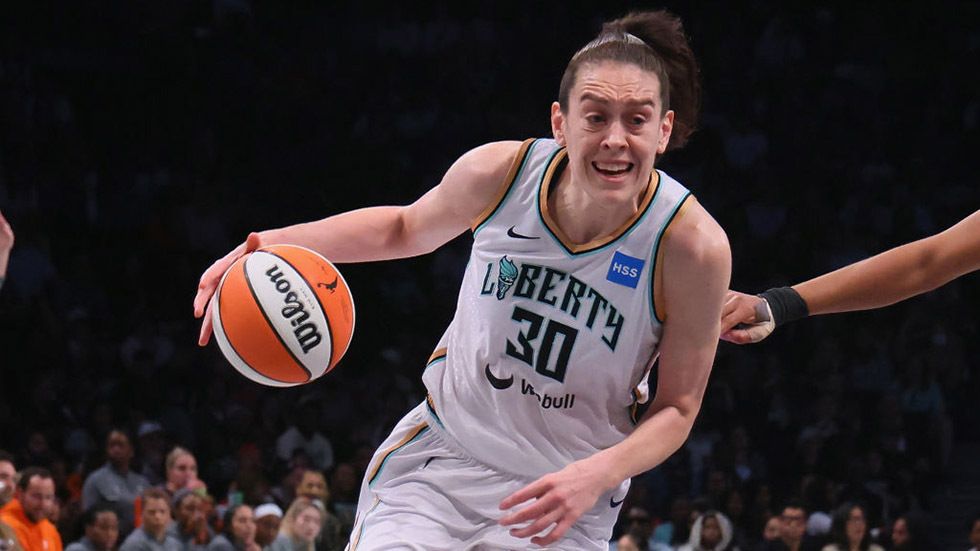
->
<box><xmin>552</xmin><ymin>61</ymin><xmax>672</xmax><ymax>206</ymax></box>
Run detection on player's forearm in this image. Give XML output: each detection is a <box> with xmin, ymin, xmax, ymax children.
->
<box><xmin>260</xmin><ymin>206</ymin><xmax>434</xmax><ymax>263</ymax></box>
<box><xmin>795</xmin><ymin>237</ymin><xmax>947</xmax><ymax>316</ymax></box>
<box><xmin>587</xmin><ymin>402</ymin><xmax>695</xmax><ymax>489</ymax></box>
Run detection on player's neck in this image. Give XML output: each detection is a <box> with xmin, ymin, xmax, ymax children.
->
<box><xmin>549</xmin><ymin>169</ymin><xmax>645</xmax><ymax>245</ymax></box>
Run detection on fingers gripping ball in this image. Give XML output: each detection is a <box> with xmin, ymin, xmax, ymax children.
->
<box><xmin>211</xmin><ymin>245</ymin><xmax>355</xmax><ymax>386</ymax></box>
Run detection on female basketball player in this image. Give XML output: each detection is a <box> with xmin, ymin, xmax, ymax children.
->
<box><xmin>195</xmin><ymin>11</ymin><xmax>730</xmax><ymax>549</ymax></box>
<box><xmin>721</xmin><ymin>209</ymin><xmax>980</xmax><ymax>344</ymax></box>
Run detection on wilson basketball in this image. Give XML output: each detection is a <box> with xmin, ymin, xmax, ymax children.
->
<box><xmin>212</xmin><ymin>244</ymin><xmax>355</xmax><ymax>387</ymax></box>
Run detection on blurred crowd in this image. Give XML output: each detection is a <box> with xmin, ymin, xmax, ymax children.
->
<box><xmin>1</xmin><ymin>1</ymin><xmax>979</xmax><ymax>550</ymax></box>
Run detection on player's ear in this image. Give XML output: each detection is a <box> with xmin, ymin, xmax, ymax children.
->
<box><xmin>657</xmin><ymin>110</ymin><xmax>674</xmax><ymax>154</ymax></box>
<box><xmin>551</xmin><ymin>102</ymin><xmax>566</xmax><ymax>146</ymax></box>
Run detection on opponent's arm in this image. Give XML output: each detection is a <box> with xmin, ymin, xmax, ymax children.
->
<box><xmin>194</xmin><ymin>140</ymin><xmax>523</xmax><ymax>344</ymax></box>
<box><xmin>0</xmin><ymin>210</ymin><xmax>13</xmax><ymax>290</ymax></box>
<box><xmin>721</xmin><ymin>209</ymin><xmax>980</xmax><ymax>344</ymax></box>
<box><xmin>500</xmin><ymin>200</ymin><xmax>731</xmax><ymax>545</ymax></box>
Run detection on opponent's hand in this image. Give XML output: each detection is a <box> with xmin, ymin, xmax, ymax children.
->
<box><xmin>720</xmin><ymin>290</ymin><xmax>775</xmax><ymax>344</ymax></box>
<box><xmin>499</xmin><ymin>458</ymin><xmax>612</xmax><ymax>546</ymax></box>
<box><xmin>194</xmin><ymin>232</ymin><xmax>263</xmax><ymax>346</ymax></box>
<box><xmin>0</xmin><ymin>210</ymin><xmax>14</xmax><ymax>256</ymax></box>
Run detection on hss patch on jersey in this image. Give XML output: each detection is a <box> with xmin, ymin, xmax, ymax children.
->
<box><xmin>606</xmin><ymin>251</ymin><xmax>645</xmax><ymax>289</ymax></box>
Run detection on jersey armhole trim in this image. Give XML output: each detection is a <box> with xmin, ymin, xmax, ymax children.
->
<box><xmin>471</xmin><ymin>138</ymin><xmax>536</xmax><ymax>234</ymax></box>
<box><xmin>651</xmin><ymin>193</ymin><xmax>695</xmax><ymax>323</ymax></box>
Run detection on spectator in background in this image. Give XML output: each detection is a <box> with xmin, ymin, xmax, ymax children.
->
<box><xmin>82</xmin><ymin>430</ymin><xmax>149</xmax><ymax>535</ymax></box>
<box><xmin>268</xmin><ymin>498</ymin><xmax>323</xmax><ymax>551</ymax></box>
<box><xmin>762</xmin><ymin>515</ymin><xmax>781</xmax><ymax>543</ymax></box>
<box><xmin>64</xmin><ymin>505</ymin><xmax>119</xmax><ymax>551</ymax></box>
<box><xmin>761</xmin><ymin>500</ymin><xmax>813</xmax><ymax>551</ymax></box>
<box><xmin>0</xmin><ymin>451</ymin><xmax>16</xmax><ymax>507</ymax></box>
<box><xmin>620</xmin><ymin>507</ymin><xmax>654</xmax><ymax>550</ymax></box>
<box><xmin>252</xmin><ymin>504</ymin><xmax>282</xmax><ymax>550</ymax></box>
<box><xmin>167</xmin><ymin>489</ymin><xmax>212</xmax><ymax>551</ymax></box>
<box><xmin>207</xmin><ymin>504</ymin><xmax>259</xmax><ymax>551</ymax></box>
<box><xmin>0</xmin><ymin>467</ymin><xmax>62</xmax><ymax>551</ymax></box>
<box><xmin>162</xmin><ymin>447</ymin><xmax>203</xmax><ymax>497</ymax></box>
<box><xmin>135</xmin><ymin>423</ymin><xmax>167</xmax><ymax>486</ymax></box>
<box><xmin>966</xmin><ymin>514</ymin><xmax>980</xmax><ymax>551</ymax></box>
<box><xmin>275</xmin><ymin>400</ymin><xmax>334</xmax><ymax>473</ymax></box>
<box><xmin>119</xmin><ymin>489</ymin><xmax>181</xmax><ymax>551</ymax></box>
<box><xmin>889</xmin><ymin>512</ymin><xmax>931</xmax><ymax>551</ymax></box>
<box><xmin>292</xmin><ymin>471</ymin><xmax>342</xmax><ymax>551</ymax></box>
<box><xmin>0</xmin><ymin>452</ymin><xmax>22</xmax><ymax>551</ymax></box>
<box><xmin>820</xmin><ymin>503</ymin><xmax>882</xmax><ymax>551</ymax></box>
<box><xmin>652</xmin><ymin>496</ymin><xmax>693</xmax><ymax>548</ymax></box>
<box><xmin>615</xmin><ymin>530</ymin><xmax>648</xmax><ymax>551</ymax></box>
<box><xmin>0</xmin><ymin>210</ymin><xmax>13</xmax><ymax>293</ymax></box>
<box><xmin>677</xmin><ymin>511</ymin><xmax>734</xmax><ymax>551</ymax></box>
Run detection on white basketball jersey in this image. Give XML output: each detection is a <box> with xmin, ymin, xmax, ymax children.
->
<box><xmin>423</xmin><ymin>138</ymin><xmax>693</xmax><ymax>478</ymax></box>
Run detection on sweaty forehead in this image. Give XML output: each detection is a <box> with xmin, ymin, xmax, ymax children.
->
<box><xmin>574</xmin><ymin>62</ymin><xmax>661</xmax><ymax>105</ymax></box>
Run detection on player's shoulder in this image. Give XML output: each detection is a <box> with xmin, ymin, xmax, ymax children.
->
<box><xmin>663</xmin><ymin>198</ymin><xmax>730</xmax><ymax>271</ymax></box>
<box><xmin>452</xmin><ymin>140</ymin><xmax>529</xmax><ymax>181</ymax></box>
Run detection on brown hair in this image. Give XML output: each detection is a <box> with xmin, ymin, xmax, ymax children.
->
<box><xmin>558</xmin><ymin>10</ymin><xmax>701</xmax><ymax>150</ymax></box>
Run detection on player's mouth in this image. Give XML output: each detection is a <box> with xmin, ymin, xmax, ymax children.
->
<box><xmin>592</xmin><ymin>161</ymin><xmax>634</xmax><ymax>179</ymax></box>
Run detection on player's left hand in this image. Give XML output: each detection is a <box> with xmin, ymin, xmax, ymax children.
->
<box><xmin>499</xmin><ymin>458</ymin><xmax>611</xmax><ymax>546</ymax></box>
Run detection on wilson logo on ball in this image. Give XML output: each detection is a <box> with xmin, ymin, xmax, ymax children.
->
<box><xmin>265</xmin><ymin>264</ymin><xmax>323</xmax><ymax>354</ymax></box>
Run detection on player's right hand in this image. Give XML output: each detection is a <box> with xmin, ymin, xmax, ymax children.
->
<box><xmin>194</xmin><ymin>232</ymin><xmax>263</xmax><ymax>346</ymax></box>
<box><xmin>720</xmin><ymin>290</ymin><xmax>775</xmax><ymax>344</ymax></box>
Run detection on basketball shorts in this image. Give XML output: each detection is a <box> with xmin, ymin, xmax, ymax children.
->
<box><xmin>345</xmin><ymin>401</ymin><xmax>626</xmax><ymax>551</ymax></box>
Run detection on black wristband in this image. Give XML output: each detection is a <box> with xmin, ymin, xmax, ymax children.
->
<box><xmin>758</xmin><ymin>286</ymin><xmax>809</xmax><ymax>327</ymax></box>
<box><xmin>0</xmin><ymin>276</ymin><xmax>4</xmax><ymax>292</ymax></box>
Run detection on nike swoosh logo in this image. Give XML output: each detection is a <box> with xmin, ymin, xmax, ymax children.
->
<box><xmin>610</xmin><ymin>495</ymin><xmax>625</xmax><ymax>508</ymax></box>
<box><xmin>507</xmin><ymin>226</ymin><xmax>539</xmax><ymax>240</ymax></box>
<box><xmin>484</xmin><ymin>364</ymin><xmax>514</xmax><ymax>390</ymax></box>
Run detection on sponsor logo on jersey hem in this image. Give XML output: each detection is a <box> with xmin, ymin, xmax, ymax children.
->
<box><xmin>520</xmin><ymin>379</ymin><xmax>575</xmax><ymax>410</ymax></box>
<box><xmin>484</xmin><ymin>364</ymin><xmax>514</xmax><ymax>390</ymax></box>
<box><xmin>507</xmin><ymin>226</ymin><xmax>539</xmax><ymax>240</ymax></box>
<box><xmin>610</xmin><ymin>495</ymin><xmax>625</xmax><ymax>508</ymax></box>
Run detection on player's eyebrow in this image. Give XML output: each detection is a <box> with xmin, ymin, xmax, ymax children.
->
<box><xmin>579</xmin><ymin>92</ymin><xmax>656</xmax><ymax>108</ymax></box>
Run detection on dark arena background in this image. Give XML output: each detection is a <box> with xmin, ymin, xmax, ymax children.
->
<box><xmin>1</xmin><ymin>1</ymin><xmax>978</xmax><ymax>550</ymax></box>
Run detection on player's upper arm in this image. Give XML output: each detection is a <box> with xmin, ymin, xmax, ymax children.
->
<box><xmin>649</xmin><ymin>200</ymin><xmax>731</xmax><ymax>418</ymax></box>
<box><xmin>399</xmin><ymin>141</ymin><xmax>525</xmax><ymax>254</ymax></box>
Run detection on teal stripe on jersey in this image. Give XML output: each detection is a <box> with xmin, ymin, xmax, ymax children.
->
<box><xmin>368</xmin><ymin>426</ymin><xmax>431</xmax><ymax>487</ymax></box>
